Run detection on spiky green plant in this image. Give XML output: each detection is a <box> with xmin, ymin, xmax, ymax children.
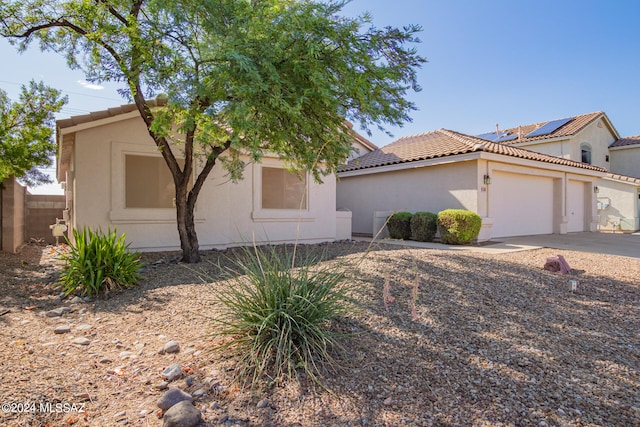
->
<box><xmin>211</xmin><ymin>245</ymin><xmax>356</xmax><ymax>388</ymax></box>
<box><xmin>58</xmin><ymin>227</ymin><xmax>142</xmax><ymax>297</ymax></box>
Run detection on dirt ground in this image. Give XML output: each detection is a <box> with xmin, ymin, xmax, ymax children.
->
<box><xmin>0</xmin><ymin>241</ymin><xmax>638</xmax><ymax>427</ymax></box>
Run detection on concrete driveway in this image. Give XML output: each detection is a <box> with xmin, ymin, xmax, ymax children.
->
<box><xmin>497</xmin><ymin>232</ymin><xmax>640</xmax><ymax>259</ymax></box>
<box><xmin>360</xmin><ymin>232</ymin><xmax>640</xmax><ymax>258</ymax></box>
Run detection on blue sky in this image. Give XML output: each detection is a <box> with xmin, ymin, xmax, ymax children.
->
<box><xmin>1</xmin><ymin>0</ymin><xmax>639</xmax><ymax>193</ymax></box>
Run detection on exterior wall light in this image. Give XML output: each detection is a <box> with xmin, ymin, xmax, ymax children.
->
<box><xmin>483</xmin><ymin>174</ymin><xmax>491</xmax><ymax>185</ymax></box>
<box><xmin>594</xmin><ymin>185</ymin><xmax>599</xmax><ymax>193</ymax></box>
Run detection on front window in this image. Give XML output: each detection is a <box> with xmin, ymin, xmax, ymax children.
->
<box><xmin>125</xmin><ymin>155</ymin><xmax>184</xmax><ymax>208</ymax></box>
<box><xmin>580</xmin><ymin>144</ymin><xmax>592</xmax><ymax>164</ymax></box>
<box><xmin>261</xmin><ymin>167</ymin><xmax>307</xmax><ymax>209</ymax></box>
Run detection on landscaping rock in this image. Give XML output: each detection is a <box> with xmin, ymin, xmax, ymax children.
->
<box><xmin>163</xmin><ymin>340</ymin><xmax>180</xmax><ymax>354</ymax></box>
<box><xmin>157</xmin><ymin>388</ymin><xmax>193</xmax><ymax>411</ymax></box>
<box><xmin>162</xmin><ymin>364</ymin><xmax>183</xmax><ymax>381</ymax></box>
<box><xmin>257</xmin><ymin>398</ymin><xmax>269</xmax><ymax>409</ymax></box>
<box><xmin>46</xmin><ymin>308</ymin><xmax>65</xmax><ymax>317</ymax></box>
<box><xmin>72</xmin><ymin>337</ymin><xmax>91</xmax><ymax>346</ymax></box>
<box><xmin>162</xmin><ymin>401</ymin><xmax>201</xmax><ymax>427</ymax></box>
<box><xmin>54</xmin><ymin>325</ymin><xmax>71</xmax><ymax>334</ymax></box>
<box><xmin>70</xmin><ymin>296</ymin><xmax>83</xmax><ymax>304</ymax></box>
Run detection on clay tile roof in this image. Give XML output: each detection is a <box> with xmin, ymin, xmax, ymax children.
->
<box><xmin>610</xmin><ymin>135</ymin><xmax>640</xmax><ymax>148</ymax></box>
<box><xmin>475</xmin><ymin>112</ymin><xmax>610</xmax><ymax>144</ymax></box>
<box><xmin>605</xmin><ymin>173</ymin><xmax>640</xmax><ymax>184</ymax></box>
<box><xmin>339</xmin><ymin>129</ymin><xmax>606</xmax><ymax>173</ymax></box>
<box><xmin>56</xmin><ymin>100</ymin><xmax>166</xmax><ymax>129</ymax></box>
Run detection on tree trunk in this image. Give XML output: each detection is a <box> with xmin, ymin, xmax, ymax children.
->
<box><xmin>175</xmin><ymin>180</ymin><xmax>200</xmax><ymax>263</ymax></box>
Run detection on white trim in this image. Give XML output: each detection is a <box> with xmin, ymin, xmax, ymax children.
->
<box><xmin>608</xmin><ymin>144</ymin><xmax>640</xmax><ymax>151</ymax></box>
<box><xmin>58</xmin><ymin>111</ymin><xmax>141</xmax><ymax>136</ymax></box>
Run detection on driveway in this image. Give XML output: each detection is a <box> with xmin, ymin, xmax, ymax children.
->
<box><xmin>498</xmin><ymin>232</ymin><xmax>640</xmax><ymax>259</ymax></box>
<box><xmin>361</xmin><ymin>232</ymin><xmax>640</xmax><ymax>258</ymax></box>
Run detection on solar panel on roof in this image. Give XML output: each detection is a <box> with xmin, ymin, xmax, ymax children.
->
<box><xmin>524</xmin><ymin>117</ymin><xmax>573</xmax><ymax>138</ymax></box>
<box><xmin>476</xmin><ymin>131</ymin><xmax>509</xmax><ymax>142</ymax></box>
<box><xmin>475</xmin><ymin>132</ymin><xmax>498</xmax><ymax>141</ymax></box>
<box><xmin>495</xmin><ymin>134</ymin><xmax>518</xmax><ymax>142</ymax></box>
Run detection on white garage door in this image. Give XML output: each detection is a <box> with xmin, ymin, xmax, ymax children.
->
<box><xmin>490</xmin><ymin>171</ymin><xmax>555</xmax><ymax>238</ymax></box>
<box><xmin>567</xmin><ymin>180</ymin><xmax>586</xmax><ymax>232</ymax></box>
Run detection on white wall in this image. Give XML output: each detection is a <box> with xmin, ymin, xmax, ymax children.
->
<box><xmin>597</xmin><ymin>178</ymin><xmax>639</xmax><ymax>232</ymax></box>
<box><xmin>70</xmin><ymin>116</ymin><xmax>339</xmax><ymax>251</ymax></box>
<box><xmin>610</xmin><ymin>146</ymin><xmax>640</xmax><ymax>179</ymax></box>
<box><xmin>337</xmin><ymin>161</ymin><xmax>478</xmax><ymax>236</ymax></box>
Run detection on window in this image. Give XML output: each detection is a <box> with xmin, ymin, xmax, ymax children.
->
<box><xmin>125</xmin><ymin>155</ymin><xmax>183</xmax><ymax>208</ymax></box>
<box><xmin>261</xmin><ymin>167</ymin><xmax>307</xmax><ymax>209</ymax></box>
<box><xmin>580</xmin><ymin>144</ymin><xmax>592</xmax><ymax>164</ymax></box>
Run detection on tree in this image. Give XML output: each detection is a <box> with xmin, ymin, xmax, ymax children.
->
<box><xmin>1</xmin><ymin>0</ymin><xmax>425</xmax><ymax>262</ymax></box>
<box><xmin>0</xmin><ymin>81</ymin><xmax>67</xmax><ymax>186</ymax></box>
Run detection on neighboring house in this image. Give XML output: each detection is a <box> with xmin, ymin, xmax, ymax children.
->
<box><xmin>56</xmin><ymin>103</ymin><xmax>357</xmax><ymax>251</ymax></box>
<box><xmin>337</xmin><ymin>129</ymin><xmax>605</xmax><ymax>241</ymax></box>
<box><xmin>471</xmin><ymin>112</ymin><xmax>640</xmax><ymax>232</ymax></box>
<box><xmin>609</xmin><ymin>135</ymin><xmax>640</xmax><ymax>179</ymax></box>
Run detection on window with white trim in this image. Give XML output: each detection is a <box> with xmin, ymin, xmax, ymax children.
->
<box><xmin>125</xmin><ymin>155</ymin><xmax>186</xmax><ymax>208</ymax></box>
<box><xmin>261</xmin><ymin>167</ymin><xmax>307</xmax><ymax>209</ymax></box>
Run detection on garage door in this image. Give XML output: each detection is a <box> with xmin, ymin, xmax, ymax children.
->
<box><xmin>567</xmin><ymin>180</ymin><xmax>586</xmax><ymax>232</ymax></box>
<box><xmin>490</xmin><ymin>171</ymin><xmax>555</xmax><ymax>238</ymax></box>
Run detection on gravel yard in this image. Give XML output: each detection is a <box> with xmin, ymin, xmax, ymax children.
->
<box><xmin>0</xmin><ymin>241</ymin><xmax>638</xmax><ymax>426</ymax></box>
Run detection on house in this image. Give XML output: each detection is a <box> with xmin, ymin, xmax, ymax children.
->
<box><xmin>470</xmin><ymin>112</ymin><xmax>640</xmax><ymax>232</ymax></box>
<box><xmin>56</xmin><ymin>103</ymin><xmax>357</xmax><ymax>251</ymax></box>
<box><xmin>337</xmin><ymin>129</ymin><xmax>605</xmax><ymax>241</ymax></box>
<box><xmin>337</xmin><ymin>111</ymin><xmax>639</xmax><ymax>240</ymax></box>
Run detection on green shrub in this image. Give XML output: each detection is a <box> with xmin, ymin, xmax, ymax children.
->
<box><xmin>58</xmin><ymin>227</ymin><xmax>142</xmax><ymax>297</ymax></box>
<box><xmin>212</xmin><ymin>245</ymin><xmax>355</xmax><ymax>388</ymax></box>
<box><xmin>437</xmin><ymin>209</ymin><xmax>482</xmax><ymax>245</ymax></box>
<box><xmin>410</xmin><ymin>211</ymin><xmax>438</xmax><ymax>242</ymax></box>
<box><xmin>387</xmin><ymin>212</ymin><xmax>413</xmax><ymax>239</ymax></box>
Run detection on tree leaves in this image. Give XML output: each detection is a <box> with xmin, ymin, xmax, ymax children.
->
<box><xmin>0</xmin><ymin>81</ymin><xmax>67</xmax><ymax>186</ymax></box>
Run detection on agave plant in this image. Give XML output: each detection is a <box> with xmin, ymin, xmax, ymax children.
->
<box><xmin>58</xmin><ymin>227</ymin><xmax>142</xmax><ymax>297</ymax></box>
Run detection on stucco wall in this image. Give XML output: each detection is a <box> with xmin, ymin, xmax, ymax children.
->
<box><xmin>26</xmin><ymin>195</ymin><xmax>66</xmax><ymax>244</ymax></box>
<box><xmin>610</xmin><ymin>146</ymin><xmax>640</xmax><ymax>179</ymax></box>
<box><xmin>0</xmin><ymin>177</ymin><xmax>26</xmax><ymax>253</ymax></box>
<box><xmin>597</xmin><ymin>178</ymin><xmax>639</xmax><ymax>231</ymax></box>
<box><xmin>69</xmin><ymin>116</ymin><xmax>338</xmax><ymax>251</ymax></box>
<box><xmin>337</xmin><ymin>161</ymin><xmax>478</xmax><ymax>236</ymax></box>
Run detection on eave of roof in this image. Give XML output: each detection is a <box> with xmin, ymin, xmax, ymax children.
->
<box><xmin>338</xmin><ymin>129</ymin><xmax>607</xmax><ymax>174</ymax></box>
<box><xmin>604</xmin><ymin>173</ymin><xmax>640</xmax><ymax>185</ymax></box>
<box><xmin>609</xmin><ymin>135</ymin><xmax>640</xmax><ymax>148</ymax></box>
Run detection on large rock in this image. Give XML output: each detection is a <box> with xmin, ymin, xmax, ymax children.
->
<box><xmin>163</xmin><ymin>340</ymin><xmax>180</xmax><ymax>354</ymax></box>
<box><xmin>162</xmin><ymin>401</ymin><xmax>201</xmax><ymax>427</ymax></box>
<box><xmin>157</xmin><ymin>388</ymin><xmax>193</xmax><ymax>411</ymax></box>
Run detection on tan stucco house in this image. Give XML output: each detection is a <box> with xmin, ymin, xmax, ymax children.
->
<box><xmin>337</xmin><ymin>129</ymin><xmax>605</xmax><ymax>241</ymax></box>
<box><xmin>56</xmin><ymin>104</ymin><xmax>363</xmax><ymax>251</ymax></box>
<box><xmin>470</xmin><ymin>112</ymin><xmax>639</xmax><ymax>232</ymax></box>
<box><xmin>337</xmin><ymin>111</ymin><xmax>639</xmax><ymax>240</ymax></box>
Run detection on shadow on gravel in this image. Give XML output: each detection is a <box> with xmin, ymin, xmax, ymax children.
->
<box><xmin>321</xmin><ymin>249</ymin><xmax>639</xmax><ymax>427</ymax></box>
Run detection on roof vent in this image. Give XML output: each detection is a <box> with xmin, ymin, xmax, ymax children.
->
<box><xmin>474</xmin><ymin>143</ymin><xmax>485</xmax><ymax>151</ymax></box>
